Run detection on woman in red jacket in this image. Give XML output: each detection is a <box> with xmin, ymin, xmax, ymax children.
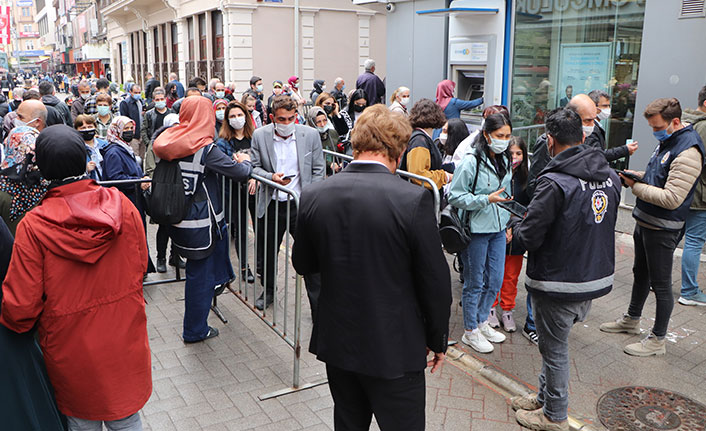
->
<box><xmin>1</xmin><ymin>125</ymin><xmax>151</xmax><ymax>430</ymax></box>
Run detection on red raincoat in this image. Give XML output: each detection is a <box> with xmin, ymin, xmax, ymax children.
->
<box><xmin>1</xmin><ymin>180</ymin><xmax>151</xmax><ymax>421</ymax></box>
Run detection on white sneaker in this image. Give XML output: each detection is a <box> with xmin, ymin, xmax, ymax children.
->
<box><xmin>479</xmin><ymin>321</ymin><xmax>506</xmax><ymax>343</ymax></box>
<box><xmin>462</xmin><ymin>329</ymin><xmax>494</xmax><ymax>353</ymax></box>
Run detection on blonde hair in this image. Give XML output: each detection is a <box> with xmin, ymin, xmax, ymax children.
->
<box><xmin>390</xmin><ymin>86</ymin><xmax>410</xmax><ymax>104</ymax></box>
<box><xmin>351</xmin><ymin>105</ymin><xmax>412</xmax><ymax>161</ymax></box>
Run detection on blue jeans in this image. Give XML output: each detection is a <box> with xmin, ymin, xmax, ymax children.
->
<box><xmin>461</xmin><ymin>231</ymin><xmax>506</xmax><ymax>331</ymax></box>
<box><xmin>525</xmin><ymin>292</ymin><xmax>536</xmax><ymax>331</ymax></box>
<box><xmin>681</xmin><ymin>209</ymin><xmax>706</xmax><ymax>297</ymax></box>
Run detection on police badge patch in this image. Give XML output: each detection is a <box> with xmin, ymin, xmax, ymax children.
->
<box><xmin>661</xmin><ymin>151</ymin><xmax>671</xmax><ymax>164</ymax></box>
<box><xmin>592</xmin><ymin>190</ymin><xmax>608</xmax><ymax>224</ymax></box>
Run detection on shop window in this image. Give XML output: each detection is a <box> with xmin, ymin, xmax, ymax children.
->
<box><xmin>510</xmin><ymin>1</ymin><xmax>646</xmax><ymax>160</ymax></box>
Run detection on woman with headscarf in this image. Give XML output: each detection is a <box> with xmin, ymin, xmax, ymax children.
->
<box><xmin>307</xmin><ymin>106</ymin><xmax>341</xmax><ymax>174</ymax></box>
<box><xmin>153</xmin><ymin>96</ymin><xmax>253</xmax><ymax>343</ymax></box>
<box><xmin>213</xmin><ymin>98</ymin><xmax>228</xmax><ymax>135</ymax></box>
<box><xmin>435</xmin><ymin>79</ymin><xmax>484</xmax><ymax>120</ymax></box>
<box><xmin>315</xmin><ymin>92</ymin><xmax>352</xmax><ymax>139</ymax></box>
<box><xmin>310</xmin><ymin>79</ymin><xmax>326</xmax><ymax>104</ymax></box>
<box><xmin>288</xmin><ymin>75</ymin><xmax>305</xmax><ymax>106</ymax></box>
<box><xmin>345</xmin><ymin>89</ymin><xmax>368</xmax><ymax>129</ymax></box>
<box><xmin>0</xmin><ymin>126</ymin><xmax>47</xmax><ymax>236</ymax></box>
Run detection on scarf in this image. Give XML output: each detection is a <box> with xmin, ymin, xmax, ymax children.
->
<box><xmin>106</xmin><ymin>115</ymin><xmax>137</xmax><ymax>157</ymax></box>
<box><xmin>435</xmin><ymin>79</ymin><xmax>455</xmax><ymax>111</ymax></box>
<box><xmin>153</xmin><ymin>96</ymin><xmax>215</xmax><ymax>161</ymax></box>
<box><xmin>0</xmin><ymin>127</ymin><xmax>48</xmax><ymax>221</ymax></box>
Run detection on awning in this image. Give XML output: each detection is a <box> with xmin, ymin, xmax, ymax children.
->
<box><xmin>416</xmin><ymin>7</ymin><xmax>499</xmax><ymax>17</ymax></box>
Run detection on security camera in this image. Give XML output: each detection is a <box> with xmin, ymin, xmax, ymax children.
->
<box><xmin>386</xmin><ymin>2</ymin><xmax>396</xmax><ymax>12</ymax></box>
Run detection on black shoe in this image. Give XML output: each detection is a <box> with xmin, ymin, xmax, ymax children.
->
<box><xmin>184</xmin><ymin>326</ymin><xmax>219</xmax><ymax>343</ymax></box>
<box><xmin>156</xmin><ymin>258</ymin><xmax>167</xmax><ymax>273</ymax></box>
<box><xmin>214</xmin><ymin>283</ymin><xmax>227</xmax><ymax>296</ymax></box>
<box><xmin>169</xmin><ymin>254</ymin><xmax>186</xmax><ymax>269</ymax></box>
<box><xmin>242</xmin><ymin>267</ymin><xmax>255</xmax><ymax>284</ymax></box>
<box><xmin>522</xmin><ymin>326</ymin><xmax>539</xmax><ymax>346</ymax></box>
<box><xmin>143</xmin><ymin>273</ymin><xmax>148</xmax><ymax>282</ymax></box>
<box><xmin>254</xmin><ymin>291</ymin><xmax>274</xmax><ymax>311</ymax></box>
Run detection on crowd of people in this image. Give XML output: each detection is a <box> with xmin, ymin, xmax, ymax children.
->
<box><xmin>0</xmin><ymin>58</ymin><xmax>705</xmax><ymax>431</ymax></box>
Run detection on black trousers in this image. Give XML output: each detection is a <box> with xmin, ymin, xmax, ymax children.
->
<box><xmin>627</xmin><ymin>224</ymin><xmax>681</xmax><ymax>337</ymax></box>
<box><xmin>224</xmin><ymin>182</ymin><xmax>257</xmax><ymax>268</ymax></box>
<box><xmin>257</xmin><ymin>200</ymin><xmax>321</xmax><ymax>316</ymax></box>
<box><xmin>326</xmin><ymin>364</ymin><xmax>425</xmax><ymax>431</ymax></box>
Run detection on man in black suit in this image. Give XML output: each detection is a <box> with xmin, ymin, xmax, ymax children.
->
<box><xmin>293</xmin><ymin>104</ymin><xmax>452</xmax><ymax>431</ymax></box>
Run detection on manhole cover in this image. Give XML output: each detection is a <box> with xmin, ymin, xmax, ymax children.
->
<box><xmin>597</xmin><ymin>386</ymin><xmax>706</xmax><ymax>430</ymax></box>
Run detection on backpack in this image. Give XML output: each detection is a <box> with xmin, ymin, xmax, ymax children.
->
<box><xmin>147</xmin><ymin>159</ymin><xmax>196</xmax><ymax>225</ymax></box>
<box><xmin>438</xmin><ymin>152</ymin><xmax>480</xmax><ymax>254</ymax></box>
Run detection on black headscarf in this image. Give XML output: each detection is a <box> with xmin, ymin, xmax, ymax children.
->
<box><xmin>35</xmin><ymin>125</ymin><xmax>87</xmax><ymax>182</ymax></box>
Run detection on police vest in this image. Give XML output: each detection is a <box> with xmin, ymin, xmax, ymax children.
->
<box><xmin>168</xmin><ymin>145</ymin><xmax>226</xmax><ymax>260</ymax></box>
<box><xmin>633</xmin><ymin>126</ymin><xmax>705</xmax><ymax>231</ymax></box>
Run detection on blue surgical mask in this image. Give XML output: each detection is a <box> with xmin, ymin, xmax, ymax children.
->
<box><xmin>256</xmin><ymin>84</ymin><xmax>264</xmax><ymax>92</ymax></box>
<box><xmin>216</xmin><ymin>110</ymin><xmax>225</xmax><ymax>121</ymax></box>
<box><xmin>215</xmin><ymin>91</ymin><xmax>225</xmax><ymax>99</ymax></box>
<box><xmin>97</xmin><ymin>105</ymin><xmax>111</xmax><ymax>116</ymax></box>
<box><xmin>132</xmin><ymin>93</ymin><xmax>141</xmax><ymax>100</ymax></box>
<box><xmin>154</xmin><ymin>100</ymin><xmax>166</xmax><ymax>110</ymax></box>
<box><xmin>653</xmin><ymin>128</ymin><xmax>672</xmax><ymax>142</ymax></box>
<box><xmin>489</xmin><ymin>137</ymin><xmax>510</xmax><ymax>154</ymax></box>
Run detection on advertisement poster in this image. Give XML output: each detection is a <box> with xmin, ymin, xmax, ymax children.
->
<box><xmin>557</xmin><ymin>42</ymin><xmax>613</xmax><ymax>105</ymax></box>
<box><xmin>0</xmin><ymin>7</ymin><xmax>9</xmax><ymax>44</ymax></box>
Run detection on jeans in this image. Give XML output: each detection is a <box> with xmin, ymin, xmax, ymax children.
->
<box><xmin>525</xmin><ymin>292</ymin><xmax>536</xmax><ymax>331</ymax></box>
<box><xmin>532</xmin><ymin>295</ymin><xmax>591</xmax><ymax>422</ymax></box>
<box><xmin>67</xmin><ymin>413</ymin><xmax>142</xmax><ymax>431</ymax></box>
<box><xmin>681</xmin><ymin>209</ymin><xmax>706</xmax><ymax>297</ymax></box>
<box><xmin>627</xmin><ymin>224</ymin><xmax>680</xmax><ymax>337</ymax></box>
<box><xmin>461</xmin><ymin>231</ymin><xmax>506</xmax><ymax>331</ymax></box>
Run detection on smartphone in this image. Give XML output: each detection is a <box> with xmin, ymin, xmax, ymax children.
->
<box><xmin>283</xmin><ymin>174</ymin><xmax>296</xmax><ymax>180</ymax></box>
<box><xmin>626</xmin><ymin>139</ymin><xmax>634</xmax><ymax>146</ymax></box>
<box><xmin>497</xmin><ymin>200</ymin><xmax>528</xmax><ymax>218</ymax></box>
<box><xmin>616</xmin><ymin>170</ymin><xmax>644</xmax><ymax>183</ymax></box>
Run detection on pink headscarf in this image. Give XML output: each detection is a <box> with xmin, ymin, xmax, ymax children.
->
<box><xmin>288</xmin><ymin>76</ymin><xmax>299</xmax><ymax>88</ymax></box>
<box><xmin>435</xmin><ymin>80</ymin><xmax>456</xmax><ymax>111</ymax></box>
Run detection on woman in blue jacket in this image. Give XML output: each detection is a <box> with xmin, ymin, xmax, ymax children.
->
<box><xmin>436</xmin><ymin>79</ymin><xmax>483</xmax><ymax>120</ymax></box>
<box><xmin>448</xmin><ymin>112</ymin><xmax>513</xmax><ymax>354</ymax></box>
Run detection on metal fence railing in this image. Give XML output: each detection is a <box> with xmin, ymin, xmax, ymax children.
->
<box><xmin>322</xmin><ymin>149</ymin><xmax>442</xmax><ymax>221</ymax></box>
<box><xmin>514</xmin><ymin>124</ymin><xmax>545</xmax><ymax>153</ymax></box>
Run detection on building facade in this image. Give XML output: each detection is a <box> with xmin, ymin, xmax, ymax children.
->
<box><xmin>53</xmin><ymin>0</ymin><xmax>110</xmax><ymax>76</ymax></box>
<box><xmin>101</xmin><ymin>0</ymin><xmax>387</xmax><ymax>96</ymax></box>
<box><xmin>11</xmin><ymin>0</ymin><xmax>43</xmax><ymax>71</ymax></box>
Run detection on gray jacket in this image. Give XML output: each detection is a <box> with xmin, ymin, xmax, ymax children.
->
<box><xmin>251</xmin><ymin>123</ymin><xmax>326</xmax><ymax>218</ymax></box>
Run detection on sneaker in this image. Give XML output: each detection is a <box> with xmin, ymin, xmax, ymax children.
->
<box><xmin>624</xmin><ymin>333</ymin><xmax>666</xmax><ymax>357</ymax></box>
<box><xmin>502</xmin><ymin>310</ymin><xmax>517</xmax><ymax>332</ymax></box>
<box><xmin>488</xmin><ymin>307</ymin><xmax>500</xmax><ymax>328</ymax></box>
<box><xmin>462</xmin><ymin>329</ymin><xmax>494</xmax><ymax>353</ymax></box>
<box><xmin>510</xmin><ymin>393</ymin><xmax>542</xmax><ymax>411</ymax></box>
<box><xmin>479</xmin><ymin>321</ymin><xmax>506</xmax><ymax>343</ymax></box>
<box><xmin>678</xmin><ymin>291</ymin><xmax>706</xmax><ymax>306</ymax></box>
<box><xmin>522</xmin><ymin>326</ymin><xmax>539</xmax><ymax>346</ymax></box>
<box><xmin>515</xmin><ymin>408</ymin><xmax>568</xmax><ymax>431</ymax></box>
<box><xmin>600</xmin><ymin>314</ymin><xmax>641</xmax><ymax>335</ymax></box>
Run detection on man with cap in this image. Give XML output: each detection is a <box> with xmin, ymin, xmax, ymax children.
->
<box><xmin>1</xmin><ymin>125</ymin><xmax>152</xmax><ymax>431</ymax></box>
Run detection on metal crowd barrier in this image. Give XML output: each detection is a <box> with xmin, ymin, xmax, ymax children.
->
<box><xmin>322</xmin><ymin>149</ymin><xmax>442</xmax><ymax>220</ymax></box>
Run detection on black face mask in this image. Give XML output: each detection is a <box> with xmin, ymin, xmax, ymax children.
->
<box><xmin>323</xmin><ymin>105</ymin><xmax>335</xmax><ymax>115</ymax></box>
<box><xmin>353</xmin><ymin>104</ymin><xmax>365</xmax><ymax>113</ymax></box>
<box><xmin>121</xmin><ymin>131</ymin><xmax>134</xmax><ymax>142</ymax></box>
<box><xmin>80</xmin><ymin>129</ymin><xmax>96</xmax><ymax>141</ymax></box>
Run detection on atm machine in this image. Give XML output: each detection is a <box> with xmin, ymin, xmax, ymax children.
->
<box><xmin>420</xmin><ymin>0</ymin><xmax>509</xmax><ymax>126</ymax></box>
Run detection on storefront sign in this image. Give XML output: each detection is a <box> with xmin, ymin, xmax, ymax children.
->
<box><xmin>0</xmin><ymin>7</ymin><xmax>9</xmax><ymax>44</ymax></box>
<box><xmin>16</xmin><ymin>50</ymin><xmax>46</xmax><ymax>56</ymax></box>
<box><xmin>450</xmin><ymin>42</ymin><xmax>489</xmax><ymax>63</ymax></box>
<box><xmin>517</xmin><ymin>0</ymin><xmax>645</xmax><ymax>14</ymax></box>
<box><xmin>557</xmin><ymin>42</ymin><xmax>612</xmax><ymax>101</ymax></box>
<box><xmin>15</xmin><ymin>0</ymin><xmax>33</xmax><ymax>6</ymax></box>
<box><xmin>19</xmin><ymin>31</ymin><xmax>39</xmax><ymax>38</ymax></box>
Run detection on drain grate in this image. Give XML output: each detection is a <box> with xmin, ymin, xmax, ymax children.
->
<box><xmin>597</xmin><ymin>386</ymin><xmax>706</xmax><ymax>430</ymax></box>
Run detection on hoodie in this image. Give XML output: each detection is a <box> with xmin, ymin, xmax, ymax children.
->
<box><xmin>41</xmin><ymin>94</ymin><xmax>72</xmax><ymax>126</ymax></box>
<box><xmin>682</xmin><ymin>108</ymin><xmax>706</xmax><ymax>210</ymax></box>
<box><xmin>514</xmin><ymin>145</ymin><xmax>622</xmax><ymax>301</ymax></box>
<box><xmin>0</xmin><ymin>180</ymin><xmax>152</xmax><ymax>421</ymax></box>
<box><xmin>310</xmin><ymin>79</ymin><xmax>325</xmax><ymax>103</ymax></box>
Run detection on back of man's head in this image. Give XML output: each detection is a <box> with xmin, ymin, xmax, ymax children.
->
<box><xmin>351</xmin><ymin>104</ymin><xmax>412</xmax><ymax>162</ymax></box>
<box><xmin>364</xmin><ymin>59</ymin><xmax>375</xmax><ymax>72</ymax></box>
<box><xmin>18</xmin><ymin>99</ymin><xmax>48</xmax><ymax>131</ymax></box>
<box><xmin>567</xmin><ymin>94</ymin><xmax>595</xmax><ymax>118</ymax></box>
<box><xmin>697</xmin><ymin>86</ymin><xmax>706</xmax><ymax>111</ymax></box>
<box><xmin>545</xmin><ymin>107</ymin><xmax>583</xmax><ymax>147</ymax></box>
<box><xmin>96</xmin><ymin>78</ymin><xmax>110</xmax><ymax>91</ymax></box>
<box><xmin>38</xmin><ymin>81</ymin><xmax>54</xmax><ymax>96</ymax></box>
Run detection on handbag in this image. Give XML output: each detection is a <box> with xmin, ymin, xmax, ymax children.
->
<box><xmin>438</xmin><ymin>153</ymin><xmax>480</xmax><ymax>254</ymax></box>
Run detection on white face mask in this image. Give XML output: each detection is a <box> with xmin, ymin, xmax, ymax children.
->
<box><xmin>399</xmin><ymin>97</ymin><xmax>410</xmax><ymax>106</ymax></box>
<box><xmin>582</xmin><ymin>124</ymin><xmax>595</xmax><ymax>137</ymax></box>
<box><xmin>489</xmin><ymin>137</ymin><xmax>510</xmax><ymax>154</ymax></box>
<box><xmin>597</xmin><ymin>107</ymin><xmax>611</xmax><ymax>121</ymax></box>
<box><xmin>229</xmin><ymin>117</ymin><xmax>246</xmax><ymax>130</ymax></box>
<box><xmin>275</xmin><ymin>121</ymin><xmax>295</xmax><ymax>137</ymax></box>
<box><xmin>321</xmin><ymin>85</ymin><xmax>327</xmax><ymax>91</ymax></box>
<box><xmin>15</xmin><ymin>117</ymin><xmax>38</xmax><ymax>128</ymax></box>
<box><xmin>439</xmin><ymin>133</ymin><xmax>448</xmax><ymax>145</ymax></box>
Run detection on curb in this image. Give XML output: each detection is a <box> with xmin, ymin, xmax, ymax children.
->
<box><xmin>446</xmin><ymin>345</ymin><xmax>602</xmax><ymax>431</ymax></box>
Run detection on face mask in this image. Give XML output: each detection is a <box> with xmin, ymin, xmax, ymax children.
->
<box><xmin>80</xmin><ymin>93</ymin><xmax>90</xmax><ymax>100</ymax></box>
<box><xmin>323</xmin><ymin>105</ymin><xmax>335</xmax><ymax>115</ymax></box>
<box><xmin>316</xmin><ymin>126</ymin><xmax>327</xmax><ymax>134</ymax></box>
<box><xmin>154</xmin><ymin>100</ymin><xmax>166</xmax><ymax>110</ymax></box>
<box><xmin>400</xmin><ymin>97</ymin><xmax>410</xmax><ymax>106</ymax></box>
<box><xmin>256</xmin><ymin>84</ymin><xmax>264</xmax><ymax>92</ymax></box>
<box><xmin>229</xmin><ymin>117</ymin><xmax>246</xmax><ymax>130</ymax></box>
<box><xmin>121</xmin><ymin>130</ymin><xmax>134</xmax><ymax>142</ymax></box>
<box><xmin>274</xmin><ymin>88</ymin><xmax>283</xmax><ymax>95</ymax></box>
<box><xmin>215</xmin><ymin>91</ymin><xmax>225</xmax><ymax>99</ymax></box>
<box><xmin>292</xmin><ymin>83</ymin><xmax>299</xmax><ymax>89</ymax></box>
<box><xmin>354</xmin><ymin>104</ymin><xmax>365</xmax><ymax>113</ymax></box>
<box><xmin>132</xmin><ymin>93</ymin><xmax>141</xmax><ymax>101</ymax></box>
<box><xmin>582</xmin><ymin>124</ymin><xmax>595</xmax><ymax>137</ymax></box>
<box><xmin>15</xmin><ymin>117</ymin><xmax>37</xmax><ymax>128</ymax></box>
<box><xmin>597</xmin><ymin>107</ymin><xmax>611</xmax><ymax>121</ymax></box>
<box><xmin>341</xmin><ymin>85</ymin><xmax>346</xmax><ymax>91</ymax></box>
<box><xmin>216</xmin><ymin>110</ymin><xmax>225</xmax><ymax>121</ymax></box>
<box><xmin>512</xmin><ymin>158</ymin><xmax>522</xmax><ymax>169</ymax></box>
<box><xmin>275</xmin><ymin>121</ymin><xmax>295</xmax><ymax>137</ymax></box>
<box><xmin>653</xmin><ymin>128</ymin><xmax>673</xmax><ymax>142</ymax></box>
<box><xmin>80</xmin><ymin>128</ymin><xmax>96</xmax><ymax>141</ymax></box>
<box><xmin>439</xmin><ymin>133</ymin><xmax>448</xmax><ymax>145</ymax></box>
<box><xmin>489</xmin><ymin>137</ymin><xmax>510</xmax><ymax>154</ymax></box>
<box><xmin>97</xmin><ymin>105</ymin><xmax>111</xmax><ymax>116</ymax></box>
<box><xmin>321</xmin><ymin>85</ymin><xmax>327</xmax><ymax>91</ymax></box>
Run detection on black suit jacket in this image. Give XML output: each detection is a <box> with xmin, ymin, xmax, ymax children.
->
<box><xmin>293</xmin><ymin>162</ymin><xmax>451</xmax><ymax>379</ymax></box>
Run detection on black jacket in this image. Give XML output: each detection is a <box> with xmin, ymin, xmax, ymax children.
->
<box><xmin>145</xmin><ymin>78</ymin><xmax>160</xmax><ymax>100</ymax></box>
<box><xmin>41</xmin><ymin>95</ymin><xmax>72</xmax><ymax>126</ymax></box>
<box><xmin>584</xmin><ymin>121</ymin><xmax>630</xmax><ymax>162</ymax></box>
<box><xmin>514</xmin><ymin>145</ymin><xmax>621</xmax><ymax>301</ymax></box>
<box><xmin>293</xmin><ymin>162</ymin><xmax>452</xmax><ymax>379</ymax></box>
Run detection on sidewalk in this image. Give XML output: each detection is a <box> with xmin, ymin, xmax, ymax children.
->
<box><xmin>138</xmin><ymin>230</ymin><xmax>706</xmax><ymax>430</ymax></box>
